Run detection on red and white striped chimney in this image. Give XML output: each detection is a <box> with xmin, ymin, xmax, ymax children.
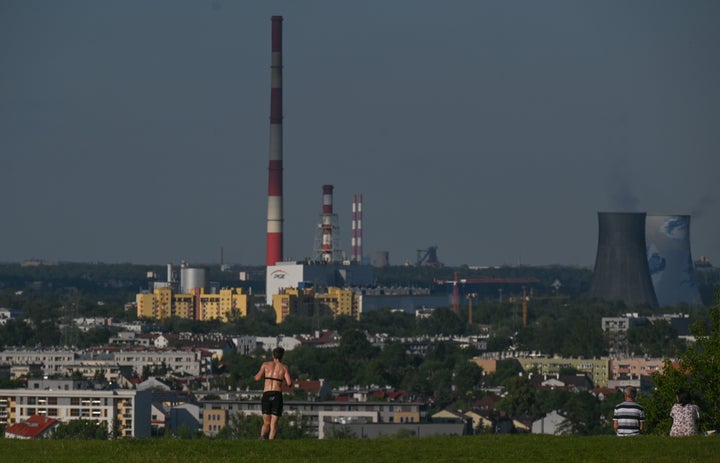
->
<box><xmin>320</xmin><ymin>185</ymin><xmax>334</xmax><ymax>262</ymax></box>
<box><xmin>266</xmin><ymin>15</ymin><xmax>284</xmax><ymax>266</ymax></box>
<box><xmin>351</xmin><ymin>194</ymin><xmax>363</xmax><ymax>263</ymax></box>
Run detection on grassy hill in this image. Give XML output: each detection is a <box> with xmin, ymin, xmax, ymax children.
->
<box><xmin>1</xmin><ymin>435</ymin><xmax>718</xmax><ymax>463</ymax></box>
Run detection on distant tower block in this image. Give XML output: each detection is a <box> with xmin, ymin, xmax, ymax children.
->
<box><xmin>314</xmin><ymin>185</ymin><xmax>342</xmax><ymax>262</ymax></box>
<box><xmin>646</xmin><ymin>214</ymin><xmax>703</xmax><ymax>307</ymax></box>
<box><xmin>351</xmin><ymin>194</ymin><xmax>363</xmax><ymax>263</ymax></box>
<box><xmin>589</xmin><ymin>212</ymin><xmax>658</xmax><ymax>308</ymax></box>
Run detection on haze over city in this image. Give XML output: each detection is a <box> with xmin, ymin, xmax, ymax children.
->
<box><xmin>2</xmin><ymin>1</ymin><xmax>718</xmax><ymax>267</ymax></box>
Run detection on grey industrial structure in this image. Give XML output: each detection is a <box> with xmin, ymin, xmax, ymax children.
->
<box><xmin>589</xmin><ymin>212</ymin><xmax>659</xmax><ymax>308</ymax></box>
<box><xmin>645</xmin><ymin>214</ymin><xmax>703</xmax><ymax>307</ymax></box>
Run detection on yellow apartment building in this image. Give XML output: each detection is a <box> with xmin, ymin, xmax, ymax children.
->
<box><xmin>136</xmin><ymin>287</ymin><xmax>248</xmax><ymax>322</ymax></box>
<box><xmin>272</xmin><ymin>287</ymin><xmax>360</xmax><ymax>323</ymax></box>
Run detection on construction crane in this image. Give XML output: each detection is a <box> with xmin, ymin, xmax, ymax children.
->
<box><xmin>433</xmin><ymin>272</ymin><xmax>540</xmax><ymax>314</ymax></box>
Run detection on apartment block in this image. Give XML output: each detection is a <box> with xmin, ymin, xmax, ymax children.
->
<box><xmin>272</xmin><ymin>286</ymin><xmax>361</xmax><ymax>323</ymax></box>
<box><xmin>0</xmin><ymin>348</ymin><xmax>211</xmax><ymax>380</ymax></box>
<box><xmin>201</xmin><ymin>399</ymin><xmax>425</xmax><ymax>438</ymax></box>
<box><xmin>136</xmin><ymin>287</ymin><xmax>248</xmax><ymax>322</ymax></box>
<box><xmin>516</xmin><ymin>357</ymin><xmax>610</xmax><ymax>388</ymax></box>
<box><xmin>0</xmin><ymin>379</ymin><xmax>151</xmax><ymax>438</ymax></box>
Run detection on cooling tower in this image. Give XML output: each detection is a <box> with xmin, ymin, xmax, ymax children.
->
<box><xmin>589</xmin><ymin>212</ymin><xmax>658</xmax><ymax>308</ymax></box>
<box><xmin>266</xmin><ymin>15</ymin><xmax>284</xmax><ymax>266</ymax></box>
<box><xmin>646</xmin><ymin>214</ymin><xmax>702</xmax><ymax>307</ymax></box>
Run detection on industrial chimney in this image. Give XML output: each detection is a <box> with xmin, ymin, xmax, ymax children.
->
<box><xmin>589</xmin><ymin>212</ymin><xmax>659</xmax><ymax>308</ymax></box>
<box><xmin>314</xmin><ymin>185</ymin><xmax>341</xmax><ymax>262</ymax></box>
<box><xmin>351</xmin><ymin>194</ymin><xmax>363</xmax><ymax>263</ymax></box>
<box><xmin>646</xmin><ymin>214</ymin><xmax>703</xmax><ymax>307</ymax></box>
<box><xmin>266</xmin><ymin>15</ymin><xmax>284</xmax><ymax>266</ymax></box>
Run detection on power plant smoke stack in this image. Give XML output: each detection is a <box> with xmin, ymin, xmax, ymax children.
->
<box><xmin>315</xmin><ymin>185</ymin><xmax>341</xmax><ymax>262</ymax></box>
<box><xmin>589</xmin><ymin>212</ymin><xmax>658</xmax><ymax>308</ymax></box>
<box><xmin>646</xmin><ymin>214</ymin><xmax>702</xmax><ymax>307</ymax></box>
<box><xmin>351</xmin><ymin>193</ymin><xmax>363</xmax><ymax>263</ymax></box>
<box><xmin>266</xmin><ymin>15</ymin><xmax>284</xmax><ymax>266</ymax></box>
<box><xmin>320</xmin><ymin>185</ymin><xmax>334</xmax><ymax>262</ymax></box>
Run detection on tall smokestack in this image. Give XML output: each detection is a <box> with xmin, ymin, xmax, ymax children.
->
<box><xmin>646</xmin><ymin>214</ymin><xmax>703</xmax><ymax>307</ymax></box>
<box><xmin>266</xmin><ymin>15</ymin><xmax>284</xmax><ymax>266</ymax></box>
<box><xmin>589</xmin><ymin>212</ymin><xmax>658</xmax><ymax>308</ymax></box>
<box><xmin>351</xmin><ymin>193</ymin><xmax>364</xmax><ymax>263</ymax></box>
<box><xmin>352</xmin><ymin>194</ymin><xmax>358</xmax><ymax>262</ymax></box>
<box><xmin>315</xmin><ymin>185</ymin><xmax>339</xmax><ymax>263</ymax></box>
<box><xmin>357</xmin><ymin>194</ymin><xmax>363</xmax><ymax>264</ymax></box>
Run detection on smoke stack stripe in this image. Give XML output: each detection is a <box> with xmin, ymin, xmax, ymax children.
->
<box><xmin>266</xmin><ymin>16</ymin><xmax>284</xmax><ymax>266</ymax></box>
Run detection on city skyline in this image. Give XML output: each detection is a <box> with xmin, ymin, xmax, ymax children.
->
<box><xmin>1</xmin><ymin>1</ymin><xmax>718</xmax><ymax>267</ymax></box>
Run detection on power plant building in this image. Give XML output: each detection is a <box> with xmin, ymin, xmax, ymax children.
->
<box><xmin>265</xmin><ymin>261</ymin><xmax>374</xmax><ymax>306</ymax></box>
<box><xmin>589</xmin><ymin>212</ymin><xmax>659</xmax><ymax>308</ymax></box>
<box><xmin>645</xmin><ymin>214</ymin><xmax>702</xmax><ymax>307</ymax></box>
<box><xmin>260</xmin><ymin>18</ymin><xmax>374</xmax><ymax>307</ymax></box>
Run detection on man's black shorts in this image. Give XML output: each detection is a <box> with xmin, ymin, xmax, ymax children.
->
<box><xmin>261</xmin><ymin>391</ymin><xmax>284</xmax><ymax>416</ymax></box>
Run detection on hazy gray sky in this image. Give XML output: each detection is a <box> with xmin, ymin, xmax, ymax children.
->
<box><xmin>1</xmin><ymin>1</ymin><xmax>718</xmax><ymax>267</ymax></box>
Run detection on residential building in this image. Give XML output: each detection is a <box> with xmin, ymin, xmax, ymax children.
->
<box><xmin>272</xmin><ymin>286</ymin><xmax>361</xmax><ymax>323</ymax></box>
<box><xmin>136</xmin><ymin>287</ymin><xmax>248</xmax><ymax>322</ymax></box>
<box><xmin>516</xmin><ymin>357</ymin><xmax>610</xmax><ymax>387</ymax></box>
<box><xmin>0</xmin><ymin>308</ymin><xmax>20</xmax><ymax>325</ymax></box>
<box><xmin>532</xmin><ymin>410</ymin><xmax>567</xmax><ymax>435</ymax></box>
<box><xmin>4</xmin><ymin>415</ymin><xmax>58</xmax><ymax>439</ymax></box>
<box><xmin>0</xmin><ymin>347</ymin><xmax>211</xmax><ymax>380</ymax></box>
<box><xmin>201</xmin><ymin>398</ymin><xmax>426</xmax><ymax>439</ymax></box>
<box><xmin>0</xmin><ymin>379</ymin><xmax>151</xmax><ymax>438</ymax></box>
<box><xmin>608</xmin><ymin>357</ymin><xmax>667</xmax><ymax>382</ymax></box>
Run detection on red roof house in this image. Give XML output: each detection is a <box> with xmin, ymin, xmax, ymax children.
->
<box><xmin>5</xmin><ymin>415</ymin><xmax>59</xmax><ymax>439</ymax></box>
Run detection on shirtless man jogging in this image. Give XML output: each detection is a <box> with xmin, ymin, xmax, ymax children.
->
<box><xmin>254</xmin><ymin>347</ymin><xmax>292</xmax><ymax>440</ymax></box>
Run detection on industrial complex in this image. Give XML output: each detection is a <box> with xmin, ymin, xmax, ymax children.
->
<box><xmin>132</xmin><ymin>17</ymin><xmax>708</xmax><ymax>326</ymax></box>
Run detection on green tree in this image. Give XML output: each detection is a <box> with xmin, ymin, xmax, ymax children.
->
<box><xmin>498</xmin><ymin>375</ymin><xmax>535</xmax><ymax>417</ymax></box>
<box><xmin>629</xmin><ymin>320</ymin><xmax>685</xmax><ymax>357</ymax></box>
<box><xmin>215</xmin><ymin>413</ymin><xmax>263</xmax><ymax>439</ymax></box>
<box><xmin>452</xmin><ymin>360</ymin><xmax>483</xmax><ymax>398</ymax></box>
<box><xmin>488</xmin><ymin>359</ymin><xmax>523</xmax><ymax>387</ymax></box>
<box><xmin>277</xmin><ymin>411</ymin><xmax>311</xmax><ymax>439</ymax></box>
<box><xmin>416</xmin><ymin>308</ymin><xmax>466</xmax><ymax>336</ymax></box>
<box><xmin>52</xmin><ymin>419</ymin><xmax>109</xmax><ymax>440</ymax></box>
<box><xmin>557</xmin><ymin>391</ymin><xmax>604</xmax><ymax>435</ymax></box>
<box><xmin>645</xmin><ymin>287</ymin><xmax>720</xmax><ymax>434</ymax></box>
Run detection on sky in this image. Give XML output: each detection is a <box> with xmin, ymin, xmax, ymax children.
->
<box><xmin>1</xmin><ymin>1</ymin><xmax>718</xmax><ymax>268</ymax></box>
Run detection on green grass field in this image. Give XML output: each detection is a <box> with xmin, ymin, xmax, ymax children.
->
<box><xmin>1</xmin><ymin>435</ymin><xmax>718</xmax><ymax>463</ymax></box>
